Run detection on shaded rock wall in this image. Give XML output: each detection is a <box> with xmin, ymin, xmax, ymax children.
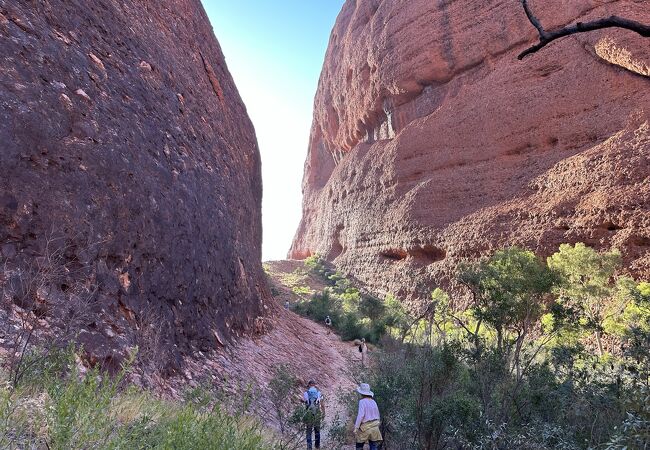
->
<box><xmin>0</xmin><ymin>0</ymin><xmax>267</xmax><ymax>368</ymax></box>
<box><xmin>291</xmin><ymin>0</ymin><xmax>650</xmax><ymax>302</ymax></box>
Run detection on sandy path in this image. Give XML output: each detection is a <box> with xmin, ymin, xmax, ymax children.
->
<box><xmin>213</xmin><ymin>260</ymin><xmax>361</xmax><ymax>448</ymax></box>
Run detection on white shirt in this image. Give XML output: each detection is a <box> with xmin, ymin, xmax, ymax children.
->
<box><xmin>355</xmin><ymin>397</ymin><xmax>381</xmax><ymax>429</ymax></box>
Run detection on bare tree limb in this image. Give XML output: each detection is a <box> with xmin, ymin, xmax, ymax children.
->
<box><xmin>518</xmin><ymin>0</ymin><xmax>650</xmax><ymax>60</ymax></box>
<box><xmin>521</xmin><ymin>0</ymin><xmax>547</xmax><ymax>39</ymax></box>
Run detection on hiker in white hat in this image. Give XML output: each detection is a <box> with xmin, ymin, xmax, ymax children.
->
<box><xmin>353</xmin><ymin>383</ymin><xmax>383</xmax><ymax>449</ymax></box>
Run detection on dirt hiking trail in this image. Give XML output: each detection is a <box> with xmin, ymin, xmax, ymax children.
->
<box><xmin>218</xmin><ymin>260</ymin><xmax>364</xmax><ymax>448</ymax></box>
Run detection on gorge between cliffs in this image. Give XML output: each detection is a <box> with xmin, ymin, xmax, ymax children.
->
<box><xmin>0</xmin><ymin>0</ymin><xmax>649</xmax><ymax>448</ymax></box>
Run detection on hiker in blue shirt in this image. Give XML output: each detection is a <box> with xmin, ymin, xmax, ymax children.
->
<box><xmin>302</xmin><ymin>379</ymin><xmax>325</xmax><ymax>449</ymax></box>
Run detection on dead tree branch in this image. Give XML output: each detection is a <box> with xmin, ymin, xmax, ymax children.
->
<box><xmin>518</xmin><ymin>0</ymin><xmax>650</xmax><ymax>59</ymax></box>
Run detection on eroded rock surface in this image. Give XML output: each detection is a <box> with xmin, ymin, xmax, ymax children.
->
<box><xmin>291</xmin><ymin>0</ymin><xmax>650</xmax><ymax>302</ymax></box>
<box><xmin>0</xmin><ymin>0</ymin><xmax>267</xmax><ymax>370</ymax></box>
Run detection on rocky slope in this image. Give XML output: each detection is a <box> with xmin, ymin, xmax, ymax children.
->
<box><xmin>0</xmin><ymin>0</ymin><xmax>267</xmax><ymax>370</ymax></box>
<box><xmin>290</xmin><ymin>0</ymin><xmax>650</xmax><ymax>302</ymax></box>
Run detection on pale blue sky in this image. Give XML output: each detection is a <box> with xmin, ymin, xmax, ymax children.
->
<box><xmin>201</xmin><ymin>1</ymin><xmax>345</xmax><ymax>260</ymax></box>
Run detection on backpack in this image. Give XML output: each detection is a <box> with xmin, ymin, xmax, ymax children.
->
<box><xmin>306</xmin><ymin>388</ymin><xmax>321</xmax><ymax>413</ymax></box>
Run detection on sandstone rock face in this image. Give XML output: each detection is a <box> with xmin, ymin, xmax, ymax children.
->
<box><xmin>0</xmin><ymin>0</ymin><xmax>267</xmax><ymax>368</ymax></box>
<box><xmin>291</xmin><ymin>0</ymin><xmax>650</xmax><ymax>302</ymax></box>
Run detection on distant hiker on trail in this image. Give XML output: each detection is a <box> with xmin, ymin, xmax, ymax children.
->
<box><xmin>284</xmin><ymin>300</ymin><xmax>290</xmax><ymax>310</ymax></box>
<box><xmin>302</xmin><ymin>380</ymin><xmax>325</xmax><ymax>450</ymax></box>
<box><xmin>354</xmin><ymin>383</ymin><xmax>382</xmax><ymax>450</ymax></box>
<box><xmin>358</xmin><ymin>338</ymin><xmax>368</xmax><ymax>368</ymax></box>
<box><xmin>324</xmin><ymin>315</ymin><xmax>332</xmax><ymax>334</ymax></box>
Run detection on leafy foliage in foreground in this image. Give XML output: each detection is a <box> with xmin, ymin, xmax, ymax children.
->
<box><xmin>0</xmin><ymin>348</ymin><xmax>270</xmax><ymax>449</ymax></box>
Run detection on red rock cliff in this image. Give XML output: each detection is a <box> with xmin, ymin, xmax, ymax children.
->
<box><xmin>0</xmin><ymin>0</ymin><xmax>267</xmax><ymax>368</ymax></box>
<box><xmin>291</xmin><ymin>0</ymin><xmax>650</xmax><ymax>301</ymax></box>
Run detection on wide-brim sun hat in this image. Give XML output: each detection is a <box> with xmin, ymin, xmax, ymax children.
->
<box><xmin>356</xmin><ymin>383</ymin><xmax>374</xmax><ymax>397</ymax></box>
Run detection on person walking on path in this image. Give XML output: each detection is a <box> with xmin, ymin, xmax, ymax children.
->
<box><xmin>354</xmin><ymin>383</ymin><xmax>382</xmax><ymax>450</ymax></box>
<box><xmin>359</xmin><ymin>338</ymin><xmax>368</xmax><ymax>368</ymax></box>
<box><xmin>302</xmin><ymin>380</ymin><xmax>325</xmax><ymax>449</ymax></box>
<box><xmin>324</xmin><ymin>315</ymin><xmax>332</xmax><ymax>334</ymax></box>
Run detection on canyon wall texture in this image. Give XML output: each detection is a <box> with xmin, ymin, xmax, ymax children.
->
<box><xmin>290</xmin><ymin>0</ymin><xmax>650</xmax><ymax>302</ymax></box>
<box><xmin>0</xmin><ymin>0</ymin><xmax>267</xmax><ymax>369</ymax></box>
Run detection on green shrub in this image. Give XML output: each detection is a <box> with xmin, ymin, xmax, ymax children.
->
<box><xmin>336</xmin><ymin>313</ymin><xmax>364</xmax><ymax>341</ymax></box>
<box><xmin>293</xmin><ymin>271</ymin><xmax>415</xmax><ymax>344</ymax></box>
<box><xmin>606</xmin><ymin>385</ymin><xmax>650</xmax><ymax>449</ymax></box>
<box><xmin>358</xmin><ymin>244</ymin><xmax>650</xmax><ymax>449</ymax></box>
<box><xmin>294</xmin><ymin>290</ymin><xmax>341</xmax><ymax>324</ymax></box>
<box><xmin>359</xmin><ymin>295</ymin><xmax>386</xmax><ymax>322</ymax></box>
<box><xmin>304</xmin><ymin>254</ymin><xmax>329</xmax><ymax>279</ymax></box>
<box><xmin>369</xmin><ymin>343</ymin><xmax>480</xmax><ymax>448</ymax></box>
<box><xmin>45</xmin><ymin>360</ymin><xmax>124</xmax><ymax>448</ymax></box>
<box><xmin>150</xmin><ymin>404</ymin><xmax>264</xmax><ymax>450</ymax></box>
<box><xmin>0</xmin><ymin>347</ymin><xmax>271</xmax><ymax>449</ymax></box>
<box><xmin>291</xmin><ymin>285</ymin><xmax>313</xmax><ymax>297</ymax></box>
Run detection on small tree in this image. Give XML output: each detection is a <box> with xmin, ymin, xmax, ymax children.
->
<box><xmin>371</xmin><ymin>343</ymin><xmax>479</xmax><ymax>450</ymax></box>
<box><xmin>459</xmin><ymin>247</ymin><xmax>557</xmax><ymax>373</ymax></box>
<box><xmin>457</xmin><ymin>247</ymin><xmax>561</xmax><ymax>425</ymax></box>
<box><xmin>618</xmin><ymin>281</ymin><xmax>650</xmax><ymax>386</ymax></box>
<box><xmin>430</xmin><ymin>288</ymin><xmax>453</xmax><ymax>345</ymax></box>
<box><xmin>548</xmin><ymin>243</ymin><xmax>624</xmax><ymax>356</ymax></box>
<box><xmin>382</xmin><ymin>294</ymin><xmax>433</xmax><ymax>344</ymax></box>
<box><xmin>359</xmin><ymin>294</ymin><xmax>385</xmax><ymax>322</ymax></box>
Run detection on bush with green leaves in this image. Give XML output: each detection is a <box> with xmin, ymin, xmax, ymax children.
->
<box><xmin>369</xmin><ymin>343</ymin><xmax>480</xmax><ymax>449</ymax></box>
<box><xmin>548</xmin><ymin>243</ymin><xmax>630</xmax><ymax>356</ymax></box>
<box><xmin>360</xmin><ymin>244</ymin><xmax>650</xmax><ymax>449</ymax></box>
<box><xmin>0</xmin><ymin>347</ymin><xmax>271</xmax><ymax>449</ymax></box>
<box><xmin>266</xmin><ymin>364</ymin><xmax>305</xmax><ymax>449</ymax></box>
<box><xmin>304</xmin><ymin>254</ymin><xmax>331</xmax><ymax>280</ymax></box>
<box><xmin>299</xmin><ymin>255</ymin><xmax>418</xmax><ymax>343</ymax></box>
<box><xmin>368</xmin><ymin>336</ymin><xmax>641</xmax><ymax>449</ymax></box>
<box><xmin>606</xmin><ymin>384</ymin><xmax>650</xmax><ymax>449</ymax></box>
<box><xmin>293</xmin><ymin>287</ymin><xmax>410</xmax><ymax>344</ymax></box>
<box><xmin>295</xmin><ymin>255</ymin><xmax>418</xmax><ymax>344</ymax></box>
